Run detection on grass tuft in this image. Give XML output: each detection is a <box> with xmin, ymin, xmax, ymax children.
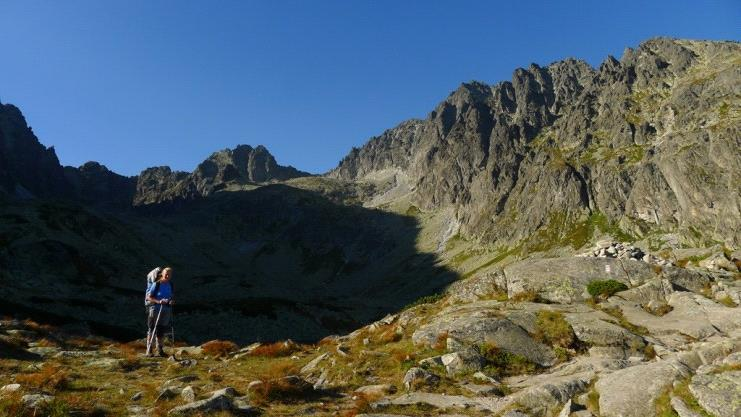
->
<box><xmin>200</xmin><ymin>339</ymin><xmax>238</xmax><ymax>357</ymax></box>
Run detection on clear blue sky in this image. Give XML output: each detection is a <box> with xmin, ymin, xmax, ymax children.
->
<box><xmin>1</xmin><ymin>1</ymin><xmax>738</xmax><ymax>176</ymax></box>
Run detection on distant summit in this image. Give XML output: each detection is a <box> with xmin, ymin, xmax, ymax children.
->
<box><xmin>134</xmin><ymin>144</ymin><xmax>311</xmax><ymax>205</ymax></box>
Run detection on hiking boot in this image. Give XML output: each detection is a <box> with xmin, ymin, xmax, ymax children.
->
<box><xmin>145</xmin><ymin>351</ymin><xmax>154</xmax><ymax>358</ymax></box>
<box><xmin>157</xmin><ymin>349</ymin><xmax>167</xmax><ymax>357</ymax></box>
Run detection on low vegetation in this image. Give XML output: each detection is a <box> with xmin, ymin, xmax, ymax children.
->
<box><xmin>534</xmin><ymin>310</ymin><xmax>575</xmax><ymax>348</ymax></box>
<box><xmin>479</xmin><ymin>342</ymin><xmax>537</xmax><ymax>378</ymax></box>
<box><xmin>587</xmin><ymin>279</ymin><xmax>628</xmax><ymax>298</ymax></box>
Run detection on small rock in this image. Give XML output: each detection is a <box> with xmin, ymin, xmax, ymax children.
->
<box><xmin>22</xmin><ymin>394</ymin><xmax>54</xmax><ymax>408</ymax></box>
<box><xmin>130</xmin><ymin>391</ymin><xmax>143</xmax><ymax>401</ymax></box>
<box><xmin>246</xmin><ymin>380</ymin><xmax>264</xmax><ymax>392</ymax></box>
<box><xmin>472</xmin><ymin>371</ymin><xmax>499</xmax><ymax>384</ymax></box>
<box><xmin>0</xmin><ymin>383</ymin><xmax>21</xmax><ymax>393</ymax></box>
<box><xmin>403</xmin><ymin>367</ymin><xmax>440</xmax><ymax>391</ymax></box>
<box><xmin>354</xmin><ymin>384</ymin><xmax>397</xmax><ymax>396</ymax></box>
<box><xmin>181</xmin><ymin>386</ymin><xmax>195</xmax><ymax>403</ymax></box>
<box><xmin>156</xmin><ymin>387</ymin><xmax>181</xmax><ymax>402</ymax></box>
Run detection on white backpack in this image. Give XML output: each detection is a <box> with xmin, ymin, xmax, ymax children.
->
<box><xmin>144</xmin><ymin>267</ymin><xmax>162</xmax><ymax>305</ymax></box>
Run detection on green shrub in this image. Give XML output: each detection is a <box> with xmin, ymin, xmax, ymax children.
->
<box><xmin>587</xmin><ymin>279</ymin><xmax>628</xmax><ymax>298</ymax></box>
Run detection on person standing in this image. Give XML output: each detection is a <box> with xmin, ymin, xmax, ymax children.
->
<box><xmin>145</xmin><ymin>267</ymin><xmax>174</xmax><ymax>357</ymax></box>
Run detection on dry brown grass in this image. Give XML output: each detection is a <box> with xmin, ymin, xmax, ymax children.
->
<box><xmin>341</xmin><ymin>391</ymin><xmax>383</xmax><ymax>417</ymax></box>
<box><xmin>377</xmin><ymin>327</ymin><xmax>403</xmax><ymax>344</ymax></box>
<box><xmin>15</xmin><ymin>363</ymin><xmax>70</xmax><ymax>392</ymax></box>
<box><xmin>248</xmin><ymin>341</ymin><xmax>300</xmax><ymax>357</ymax></box>
<box><xmin>511</xmin><ymin>290</ymin><xmax>540</xmax><ymax>302</ymax></box>
<box><xmin>249</xmin><ymin>361</ymin><xmax>310</xmax><ymax>405</ymax></box>
<box><xmin>432</xmin><ymin>331</ymin><xmax>448</xmax><ymax>351</ymax></box>
<box><xmin>201</xmin><ymin>339</ymin><xmax>238</xmax><ymax>357</ymax></box>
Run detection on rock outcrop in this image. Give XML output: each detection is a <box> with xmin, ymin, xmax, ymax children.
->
<box><xmin>134</xmin><ymin>144</ymin><xmax>310</xmax><ymax>205</ymax></box>
<box><xmin>331</xmin><ymin>38</ymin><xmax>741</xmax><ymax>248</ymax></box>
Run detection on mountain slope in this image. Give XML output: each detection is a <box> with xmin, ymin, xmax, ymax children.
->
<box><xmin>331</xmin><ymin>38</ymin><xmax>741</xmax><ymax>249</ymax></box>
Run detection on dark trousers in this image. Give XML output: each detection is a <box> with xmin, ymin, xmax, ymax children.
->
<box><xmin>146</xmin><ymin>305</ymin><xmax>172</xmax><ymax>339</ymax></box>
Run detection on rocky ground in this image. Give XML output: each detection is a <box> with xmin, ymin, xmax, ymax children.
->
<box><xmin>1</xmin><ymin>243</ymin><xmax>739</xmax><ymax>417</ymax></box>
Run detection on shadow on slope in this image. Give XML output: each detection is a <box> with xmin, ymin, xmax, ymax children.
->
<box><xmin>0</xmin><ymin>184</ymin><xmax>459</xmax><ymax>344</ymax></box>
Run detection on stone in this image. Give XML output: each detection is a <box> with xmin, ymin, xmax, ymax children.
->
<box><xmin>130</xmin><ymin>391</ymin><xmax>143</xmax><ymax>401</ymax></box>
<box><xmin>231</xmin><ymin>396</ymin><xmax>256</xmax><ymax>414</ymax></box>
<box><xmin>300</xmin><ymin>352</ymin><xmax>329</xmax><ymax>375</ymax></box>
<box><xmin>85</xmin><ymin>357</ymin><xmax>123</xmax><ymax>370</ymax></box>
<box><xmin>156</xmin><ymin>387</ymin><xmax>181</xmax><ymax>402</ymax></box>
<box><xmin>22</xmin><ymin>394</ymin><xmax>54</xmax><ymax>408</ymax></box>
<box><xmin>354</xmin><ymin>384</ymin><xmax>397</xmax><ymax>396</ymax></box>
<box><xmin>164</xmin><ymin>374</ymin><xmax>199</xmax><ymax>387</ymax></box>
<box><xmin>246</xmin><ymin>380</ymin><xmax>264</xmax><ymax>392</ymax></box>
<box><xmin>181</xmin><ymin>386</ymin><xmax>195</xmax><ymax>403</ymax></box>
<box><xmin>557</xmin><ymin>399</ymin><xmax>573</xmax><ymax>417</ymax></box>
<box><xmin>167</xmin><ymin>394</ymin><xmax>232</xmax><ymax>416</ymax></box>
<box><xmin>412</xmin><ymin>313</ymin><xmax>556</xmax><ymax>366</ymax></box>
<box><xmin>26</xmin><ymin>346</ymin><xmax>60</xmax><ymax>357</ymax></box>
<box><xmin>402</xmin><ymin>367</ymin><xmax>440</xmax><ymax>391</ymax></box>
<box><xmin>175</xmin><ymin>346</ymin><xmax>203</xmax><ymax>356</ymax></box>
<box><xmin>670</xmin><ymin>396</ymin><xmax>704</xmax><ymax>417</ymax></box>
<box><xmin>688</xmin><ymin>371</ymin><xmax>740</xmax><ymax>417</ymax></box>
<box><xmin>440</xmin><ymin>348</ymin><xmax>487</xmax><ymax>375</ymax></box>
<box><xmin>460</xmin><ymin>382</ymin><xmax>503</xmax><ymax>396</ymax></box>
<box><xmin>53</xmin><ymin>350</ymin><xmax>100</xmax><ymax>358</ymax></box>
<box><xmin>0</xmin><ymin>383</ymin><xmax>21</xmax><ymax>393</ymax></box>
<box><xmin>596</xmin><ymin>360</ymin><xmax>691</xmax><ymax>417</ymax></box>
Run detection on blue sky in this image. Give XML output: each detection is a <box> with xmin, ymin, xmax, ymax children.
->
<box><xmin>1</xmin><ymin>1</ymin><xmax>739</xmax><ymax>176</ymax></box>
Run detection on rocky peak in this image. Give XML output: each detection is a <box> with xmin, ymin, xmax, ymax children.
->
<box><xmin>0</xmin><ymin>103</ymin><xmax>72</xmax><ymax>199</ymax></box>
<box><xmin>63</xmin><ymin>162</ymin><xmax>137</xmax><ymax>209</ymax></box>
<box><xmin>331</xmin><ymin>38</ymin><xmax>741</xmax><ymax>248</ymax></box>
<box><xmin>134</xmin><ymin>144</ymin><xmax>310</xmax><ymax>206</ymax></box>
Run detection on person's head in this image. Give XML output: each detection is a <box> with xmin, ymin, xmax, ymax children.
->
<box><xmin>160</xmin><ymin>267</ymin><xmax>173</xmax><ymax>282</ymax></box>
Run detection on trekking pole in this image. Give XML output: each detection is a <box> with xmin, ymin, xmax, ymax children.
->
<box><xmin>146</xmin><ymin>304</ymin><xmax>164</xmax><ymax>355</ymax></box>
<box><xmin>170</xmin><ymin>304</ymin><xmax>175</xmax><ymax>358</ymax></box>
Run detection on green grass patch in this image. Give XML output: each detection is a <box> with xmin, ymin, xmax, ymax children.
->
<box><xmin>479</xmin><ymin>342</ymin><xmax>537</xmax><ymax>378</ymax></box>
<box><xmin>534</xmin><ymin>310</ymin><xmax>575</xmax><ymax>348</ymax></box>
<box><xmin>403</xmin><ymin>293</ymin><xmax>445</xmax><ymax>310</ymax></box>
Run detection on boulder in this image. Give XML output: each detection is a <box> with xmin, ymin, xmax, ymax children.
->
<box><xmin>564</xmin><ymin>313</ymin><xmax>645</xmax><ymax>348</ymax></box>
<box><xmin>354</xmin><ymin>384</ymin><xmax>397</xmax><ymax>397</ymax></box>
<box><xmin>181</xmin><ymin>386</ymin><xmax>196</xmax><ymax>403</ymax></box>
<box><xmin>413</xmin><ymin>315</ymin><xmax>555</xmax><ymax>366</ymax></box>
<box><xmin>167</xmin><ymin>387</ymin><xmax>238</xmax><ymax>416</ymax></box>
<box><xmin>22</xmin><ymin>394</ymin><xmax>54</xmax><ymax>408</ymax></box>
<box><xmin>504</xmin><ymin>258</ymin><xmax>654</xmax><ymax>303</ymax></box>
<box><xmin>661</xmin><ymin>267</ymin><xmax>711</xmax><ymax>294</ymax></box>
<box><xmin>402</xmin><ymin>367</ymin><xmax>440</xmax><ymax>391</ymax></box>
<box><xmin>595</xmin><ymin>360</ymin><xmax>691</xmax><ymax>417</ymax></box>
<box><xmin>439</xmin><ymin>348</ymin><xmax>486</xmax><ymax>375</ymax></box>
<box><xmin>0</xmin><ymin>383</ymin><xmax>20</xmax><ymax>393</ymax></box>
<box><xmin>688</xmin><ymin>371</ymin><xmax>741</xmax><ymax>417</ymax></box>
<box><xmin>670</xmin><ymin>396</ymin><xmax>704</xmax><ymax>417</ymax></box>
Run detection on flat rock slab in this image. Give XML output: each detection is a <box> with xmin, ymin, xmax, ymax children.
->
<box><xmin>596</xmin><ymin>360</ymin><xmax>691</xmax><ymax>417</ymax></box>
<box><xmin>670</xmin><ymin>396</ymin><xmax>704</xmax><ymax>417</ymax></box>
<box><xmin>689</xmin><ymin>371</ymin><xmax>741</xmax><ymax>417</ymax></box>
<box><xmin>373</xmin><ymin>392</ymin><xmax>508</xmax><ymax>412</ymax></box>
<box><xmin>412</xmin><ymin>315</ymin><xmax>555</xmax><ymax>366</ymax></box>
<box><xmin>507</xmin><ymin>371</ymin><xmax>594</xmax><ymax>416</ymax></box>
<box><xmin>504</xmin><ymin>258</ymin><xmax>654</xmax><ymax>303</ymax></box>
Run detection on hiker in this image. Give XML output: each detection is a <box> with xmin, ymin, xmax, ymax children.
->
<box><xmin>145</xmin><ymin>267</ymin><xmax>175</xmax><ymax>357</ymax></box>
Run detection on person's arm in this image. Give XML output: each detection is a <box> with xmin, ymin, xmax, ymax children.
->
<box><xmin>146</xmin><ymin>287</ymin><xmax>167</xmax><ymax>305</ymax></box>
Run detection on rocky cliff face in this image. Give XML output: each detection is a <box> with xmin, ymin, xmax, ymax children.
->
<box><xmin>0</xmin><ymin>103</ymin><xmax>73</xmax><ymax>199</ymax></box>
<box><xmin>134</xmin><ymin>145</ymin><xmax>310</xmax><ymax>205</ymax></box>
<box><xmin>331</xmin><ymin>38</ymin><xmax>741</xmax><ymax>248</ymax></box>
<box><xmin>63</xmin><ymin>162</ymin><xmax>137</xmax><ymax>209</ymax></box>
